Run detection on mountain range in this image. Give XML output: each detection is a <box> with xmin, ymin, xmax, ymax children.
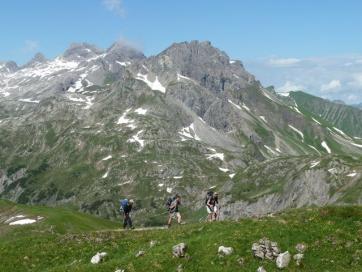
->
<box><xmin>1</xmin><ymin>40</ymin><xmax>362</xmax><ymax>225</ymax></box>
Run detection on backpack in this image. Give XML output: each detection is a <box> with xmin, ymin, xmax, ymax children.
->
<box><xmin>120</xmin><ymin>199</ymin><xmax>129</xmax><ymax>211</ymax></box>
<box><xmin>166</xmin><ymin>197</ymin><xmax>174</xmax><ymax>210</ymax></box>
<box><xmin>205</xmin><ymin>191</ymin><xmax>214</xmax><ymax>205</ymax></box>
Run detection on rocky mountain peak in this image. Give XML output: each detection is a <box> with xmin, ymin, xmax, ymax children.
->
<box><xmin>63</xmin><ymin>42</ymin><xmax>104</xmax><ymax>61</ymax></box>
<box><xmin>23</xmin><ymin>53</ymin><xmax>47</xmax><ymax>68</ymax></box>
<box><xmin>106</xmin><ymin>41</ymin><xmax>145</xmax><ymax>62</ymax></box>
<box><xmin>0</xmin><ymin>61</ymin><xmax>19</xmax><ymax>74</ymax></box>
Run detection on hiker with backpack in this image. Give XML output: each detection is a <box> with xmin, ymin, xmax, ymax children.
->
<box><xmin>120</xmin><ymin>198</ymin><xmax>134</xmax><ymax>229</ymax></box>
<box><xmin>166</xmin><ymin>194</ymin><xmax>182</xmax><ymax>228</ymax></box>
<box><xmin>206</xmin><ymin>191</ymin><xmax>219</xmax><ymax>222</ymax></box>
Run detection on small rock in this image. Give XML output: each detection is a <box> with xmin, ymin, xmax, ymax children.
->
<box><xmin>218</xmin><ymin>246</ymin><xmax>234</xmax><ymax>256</ymax></box>
<box><xmin>172</xmin><ymin>243</ymin><xmax>187</xmax><ymax>258</ymax></box>
<box><xmin>90</xmin><ymin>252</ymin><xmax>107</xmax><ymax>264</ymax></box>
<box><xmin>257</xmin><ymin>266</ymin><xmax>267</xmax><ymax>272</ymax></box>
<box><xmin>237</xmin><ymin>257</ymin><xmax>245</xmax><ymax>266</ymax></box>
<box><xmin>115</xmin><ymin>269</ymin><xmax>125</xmax><ymax>272</ymax></box>
<box><xmin>176</xmin><ymin>264</ymin><xmax>183</xmax><ymax>272</ymax></box>
<box><xmin>293</xmin><ymin>253</ymin><xmax>304</xmax><ymax>266</ymax></box>
<box><xmin>150</xmin><ymin>240</ymin><xmax>158</xmax><ymax>248</ymax></box>
<box><xmin>276</xmin><ymin>251</ymin><xmax>291</xmax><ymax>269</ymax></box>
<box><xmin>135</xmin><ymin>250</ymin><xmax>145</xmax><ymax>257</ymax></box>
<box><xmin>295</xmin><ymin>243</ymin><xmax>307</xmax><ymax>253</ymax></box>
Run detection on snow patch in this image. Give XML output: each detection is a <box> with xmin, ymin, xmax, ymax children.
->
<box><xmin>127</xmin><ymin>130</ymin><xmax>145</xmax><ymax>150</ymax></box>
<box><xmin>134</xmin><ymin>107</ymin><xmax>147</xmax><ymax>115</ymax></box>
<box><xmin>277</xmin><ymin>92</ymin><xmax>290</xmax><ymax>97</ymax></box>
<box><xmin>166</xmin><ymin>187</ymin><xmax>173</xmax><ymax>193</ymax></box>
<box><xmin>333</xmin><ymin>127</ymin><xmax>348</xmax><ymax>137</ymax></box>
<box><xmin>5</xmin><ymin>215</ymin><xmax>25</xmax><ymax>223</ymax></box>
<box><xmin>347</xmin><ymin>172</ymin><xmax>357</xmax><ymax>177</ymax></box>
<box><xmin>312</xmin><ymin>117</ymin><xmax>321</xmax><ymax>125</ymax></box>
<box><xmin>117</xmin><ymin>108</ymin><xmax>137</xmax><ymax>130</ymax></box>
<box><xmin>102</xmin><ymin>169</ymin><xmax>110</xmax><ymax>179</ymax></box>
<box><xmin>116</xmin><ymin>61</ymin><xmax>131</xmax><ymax>67</ymax></box>
<box><xmin>228</xmin><ymin>99</ymin><xmax>242</xmax><ymax>110</ymax></box>
<box><xmin>242</xmin><ymin>103</ymin><xmax>251</xmax><ymax>112</ymax></box>
<box><xmin>288</xmin><ymin>124</ymin><xmax>304</xmax><ymax>139</ymax></box>
<box><xmin>136</xmin><ymin>73</ymin><xmax>166</xmax><ymax>93</ymax></box>
<box><xmin>177</xmin><ymin>73</ymin><xmax>192</xmax><ymax>81</ymax></box>
<box><xmin>178</xmin><ymin>123</ymin><xmax>201</xmax><ymax>141</ymax></box>
<box><xmin>351</xmin><ymin>142</ymin><xmax>362</xmax><ymax>148</ymax></box>
<box><xmin>308</xmin><ymin>145</ymin><xmax>321</xmax><ymax>155</ymax></box>
<box><xmin>321</xmin><ymin>141</ymin><xmax>331</xmax><ymax>154</ymax></box>
<box><xmin>259</xmin><ymin>116</ymin><xmax>267</xmax><ymax>123</ymax></box>
<box><xmin>19</xmin><ymin>98</ymin><xmax>40</xmax><ymax>103</ymax></box>
<box><xmin>229</xmin><ymin>173</ymin><xmax>236</xmax><ymax>179</ymax></box>
<box><xmin>101</xmin><ymin>155</ymin><xmax>112</xmax><ymax>161</ymax></box>
<box><xmin>264</xmin><ymin>145</ymin><xmax>278</xmax><ymax>155</ymax></box>
<box><xmin>293</xmin><ymin>107</ymin><xmax>303</xmax><ymax>115</ymax></box>
<box><xmin>218</xmin><ymin>167</ymin><xmax>229</xmax><ymax>172</ymax></box>
<box><xmin>9</xmin><ymin>219</ymin><xmax>37</xmax><ymax>225</ymax></box>
<box><xmin>310</xmin><ymin>161</ymin><xmax>320</xmax><ymax>168</ymax></box>
<box><xmin>173</xmin><ymin>176</ymin><xmax>183</xmax><ymax>179</ymax></box>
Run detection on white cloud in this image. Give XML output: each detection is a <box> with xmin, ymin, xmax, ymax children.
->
<box><xmin>22</xmin><ymin>40</ymin><xmax>39</xmax><ymax>53</ymax></box>
<box><xmin>245</xmin><ymin>55</ymin><xmax>362</xmax><ymax>103</ymax></box>
<box><xmin>321</xmin><ymin>79</ymin><xmax>341</xmax><ymax>92</ymax></box>
<box><xmin>268</xmin><ymin>57</ymin><xmax>301</xmax><ymax>67</ymax></box>
<box><xmin>102</xmin><ymin>0</ymin><xmax>125</xmax><ymax>16</ymax></box>
<box><xmin>349</xmin><ymin>73</ymin><xmax>362</xmax><ymax>88</ymax></box>
<box><xmin>277</xmin><ymin>81</ymin><xmax>304</xmax><ymax>92</ymax></box>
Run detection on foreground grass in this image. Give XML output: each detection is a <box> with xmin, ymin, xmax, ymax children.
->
<box><xmin>1</xmin><ymin>202</ymin><xmax>362</xmax><ymax>271</ymax></box>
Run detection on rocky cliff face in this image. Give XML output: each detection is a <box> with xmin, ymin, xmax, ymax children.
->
<box><xmin>0</xmin><ymin>41</ymin><xmax>361</xmax><ymax>224</ymax></box>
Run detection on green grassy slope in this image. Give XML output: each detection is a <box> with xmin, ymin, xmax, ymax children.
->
<box><xmin>1</xmin><ymin>201</ymin><xmax>362</xmax><ymax>271</ymax></box>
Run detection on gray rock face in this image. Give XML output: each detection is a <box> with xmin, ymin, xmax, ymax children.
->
<box><xmin>172</xmin><ymin>243</ymin><xmax>187</xmax><ymax>258</ymax></box>
<box><xmin>276</xmin><ymin>251</ymin><xmax>291</xmax><ymax>269</ymax></box>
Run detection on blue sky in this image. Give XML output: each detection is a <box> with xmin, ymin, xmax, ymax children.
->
<box><xmin>1</xmin><ymin>0</ymin><xmax>362</xmax><ymax>102</ymax></box>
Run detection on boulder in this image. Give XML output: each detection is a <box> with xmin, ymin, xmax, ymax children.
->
<box><xmin>218</xmin><ymin>246</ymin><xmax>234</xmax><ymax>256</ymax></box>
<box><xmin>293</xmin><ymin>253</ymin><xmax>304</xmax><ymax>266</ymax></box>
<box><xmin>276</xmin><ymin>251</ymin><xmax>291</xmax><ymax>269</ymax></box>
<box><xmin>257</xmin><ymin>266</ymin><xmax>267</xmax><ymax>272</ymax></box>
<box><xmin>115</xmin><ymin>269</ymin><xmax>125</xmax><ymax>272</ymax></box>
<box><xmin>90</xmin><ymin>252</ymin><xmax>107</xmax><ymax>264</ymax></box>
<box><xmin>135</xmin><ymin>250</ymin><xmax>145</xmax><ymax>257</ymax></box>
<box><xmin>295</xmin><ymin>243</ymin><xmax>307</xmax><ymax>253</ymax></box>
<box><xmin>150</xmin><ymin>240</ymin><xmax>158</xmax><ymax>248</ymax></box>
<box><xmin>252</xmin><ymin>238</ymin><xmax>280</xmax><ymax>260</ymax></box>
<box><xmin>172</xmin><ymin>243</ymin><xmax>187</xmax><ymax>258</ymax></box>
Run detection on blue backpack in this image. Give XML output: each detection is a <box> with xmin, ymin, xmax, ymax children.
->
<box><xmin>120</xmin><ymin>199</ymin><xmax>129</xmax><ymax>211</ymax></box>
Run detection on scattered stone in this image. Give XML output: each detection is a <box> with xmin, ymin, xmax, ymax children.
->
<box><xmin>237</xmin><ymin>257</ymin><xmax>245</xmax><ymax>266</ymax></box>
<box><xmin>276</xmin><ymin>251</ymin><xmax>291</xmax><ymax>269</ymax></box>
<box><xmin>257</xmin><ymin>266</ymin><xmax>267</xmax><ymax>272</ymax></box>
<box><xmin>150</xmin><ymin>240</ymin><xmax>158</xmax><ymax>248</ymax></box>
<box><xmin>252</xmin><ymin>238</ymin><xmax>280</xmax><ymax>260</ymax></box>
<box><xmin>172</xmin><ymin>243</ymin><xmax>187</xmax><ymax>258</ymax></box>
<box><xmin>295</xmin><ymin>243</ymin><xmax>307</xmax><ymax>253</ymax></box>
<box><xmin>90</xmin><ymin>252</ymin><xmax>107</xmax><ymax>264</ymax></box>
<box><xmin>135</xmin><ymin>250</ymin><xmax>145</xmax><ymax>257</ymax></box>
<box><xmin>218</xmin><ymin>246</ymin><xmax>234</xmax><ymax>256</ymax></box>
<box><xmin>293</xmin><ymin>253</ymin><xmax>304</xmax><ymax>266</ymax></box>
<box><xmin>176</xmin><ymin>264</ymin><xmax>183</xmax><ymax>272</ymax></box>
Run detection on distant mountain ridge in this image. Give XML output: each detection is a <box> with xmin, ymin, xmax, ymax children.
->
<box><xmin>0</xmin><ymin>40</ymin><xmax>362</xmax><ymax>222</ymax></box>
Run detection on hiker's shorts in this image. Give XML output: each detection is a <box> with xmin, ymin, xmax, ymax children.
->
<box><xmin>170</xmin><ymin>212</ymin><xmax>181</xmax><ymax>219</ymax></box>
<box><xmin>206</xmin><ymin>206</ymin><xmax>214</xmax><ymax>214</ymax></box>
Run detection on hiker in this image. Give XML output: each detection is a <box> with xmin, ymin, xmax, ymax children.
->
<box><xmin>213</xmin><ymin>192</ymin><xmax>220</xmax><ymax>221</ymax></box>
<box><xmin>206</xmin><ymin>191</ymin><xmax>219</xmax><ymax>221</ymax></box>
<box><xmin>167</xmin><ymin>194</ymin><xmax>182</xmax><ymax>228</ymax></box>
<box><xmin>120</xmin><ymin>198</ymin><xmax>134</xmax><ymax>229</ymax></box>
